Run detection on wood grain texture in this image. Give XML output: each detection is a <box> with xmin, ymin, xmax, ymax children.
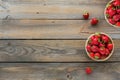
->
<box><xmin>0</xmin><ymin>0</ymin><xmax>108</xmax><ymax>19</ymax></box>
<box><xmin>0</xmin><ymin>20</ymin><xmax>120</xmax><ymax>39</ymax></box>
<box><xmin>0</xmin><ymin>40</ymin><xmax>119</xmax><ymax>62</ymax></box>
<box><xmin>0</xmin><ymin>63</ymin><xmax>119</xmax><ymax>80</ymax></box>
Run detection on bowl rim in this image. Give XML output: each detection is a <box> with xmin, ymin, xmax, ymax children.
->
<box><xmin>85</xmin><ymin>32</ymin><xmax>114</xmax><ymax>61</ymax></box>
<box><xmin>104</xmin><ymin>0</ymin><xmax>120</xmax><ymax>28</ymax></box>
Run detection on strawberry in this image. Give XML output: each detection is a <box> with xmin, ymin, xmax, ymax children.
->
<box><xmin>105</xmin><ymin>48</ymin><xmax>110</xmax><ymax>55</ymax></box>
<box><xmin>90</xmin><ymin>18</ymin><xmax>99</xmax><ymax>25</ymax></box>
<box><xmin>108</xmin><ymin>19</ymin><xmax>116</xmax><ymax>25</ymax></box>
<box><xmin>86</xmin><ymin>45</ymin><xmax>91</xmax><ymax>52</ymax></box>
<box><xmin>99</xmin><ymin>43</ymin><xmax>105</xmax><ymax>47</ymax></box>
<box><xmin>102</xmin><ymin>35</ymin><xmax>109</xmax><ymax>43</ymax></box>
<box><xmin>83</xmin><ymin>11</ymin><xmax>89</xmax><ymax>19</ymax></box>
<box><xmin>108</xmin><ymin>8</ymin><xmax>116</xmax><ymax>17</ymax></box>
<box><xmin>94</xmin><ymin>53</ymin><xmax>101</xmax><ymax>59</ymax></box>
<box><xmin>89</xmin><ymin>52</ymin><xmax>95</xmax><ymax>58</ymax></box>
<box><xmin>91</xmin><ymin>45</ymin><xmax>99</xmax><ymax>53</ymax></box>
<box><xmin>116</xmin><ymin>22</ymin><xmax>120</xmax><ymax>26</ymax></box>
<box><xmin>107</xmin><ymin>43</ymin><xmax>113</xmax><ymax>51</ymax></box>
<box><xmin>90</xmin><ymin>35</ymin><xmax>95</xmax><ymax>41</ymax></box>
<box><xmin>113</xmin><ymin>0</ymin><xmax>120</xmax><ymax>6</ymax></box>
<box><xmin>99</xmin><ymin>47</ymin><xmax>106</xmax><ymax>55</ymax></box>
<box><xmin>91</xmin><ymin>37</ymin><xmax>99</xmax><ymax>45</ymax></box>
<box><xmin>113</xmin><ymin>14</ymin><xmax>120</xmax><ymax>21</ymax></box>
<box><xmin>85</xmin><ymin>67</ymin><xmax>92</xmax><ymax>74</ymax></box>
<box><xmin>117</xmin><ymin>9</ymin><xmax>120</xmax><ymax>14</ymax></box>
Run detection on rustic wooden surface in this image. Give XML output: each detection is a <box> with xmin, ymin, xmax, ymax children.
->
<box><xmin>0</xmin><ymin>40</ymin><xmax>119</xmax><ymax>62</ymax></box>
<box><xmin>0</xmin><ymin>20</ymin><xmax>120</xmax><ymax>39</ymax></box>
<box><xmin>0</xmin><ymin>0</ymin><xmax>120</xmax><ymax>80</ymax></box>
<box><xmin>0</xmin><ymin>63</ymin><xmax>119</xmax><ymax>80</ymax></box>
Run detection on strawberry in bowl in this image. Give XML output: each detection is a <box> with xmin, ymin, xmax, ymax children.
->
<box><xmin>104</xmin><ymin>0</ymin><xmax>120</xmax><ymax>27</ymax></box>
<box><xmin>85</xmin><ymin>32</ymin><xmax>114</xmax><ymax>61</ymax></box>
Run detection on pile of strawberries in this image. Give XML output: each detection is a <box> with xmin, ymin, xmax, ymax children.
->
<box><xmin>105</xmin><ymin>0</ymin><xmax>120</xmax><ymax>27</ymax></box>
<box><xmin>86</xmin><ymin>33</ymin><xmax>113</xmax><ymax>60</ymax></box>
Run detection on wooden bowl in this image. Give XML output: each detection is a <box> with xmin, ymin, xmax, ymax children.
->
<box><xmin>104</xmin><ymin>0</ymin><xmax>120</xmax><ymax>28</ymax></box>
<box><xmin>85</xmin><ymin>32</ymin><xmax>114</xmax><ymax>61</ymax></box>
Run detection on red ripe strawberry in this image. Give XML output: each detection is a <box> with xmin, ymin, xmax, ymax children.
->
<box><xmin>90</xmin><ymin>18</ymin><xmax>99</xmax><ymax>25</ymax></box>
<box><xmin>91</xmin><ymin>45</ymin><xmax>99</xmax><ymax>53</ymax></box>
<box><xmin>99</xmin><ymin>43</ymin><xmax>105</xmax><ymax>47</ymax></box>
<box><xmin>91</xmin><ymin>37</ymin><xmax>99</xmax><ymax>45</ymax></box>
<box><xmin>99</xmin><ymin>47</ymin><xmax>106</xmax><ymax>55</ymax></box>
<box><xmin>85</xmin><ymin>67</ymin><xmax>92</xmax><ymax>74</ymax></box>
<box><xmin>90</xmin><ymin>35</ymin><xmax>95</xmax><ymax>41</ymax></box>
<box><xmin>86</xmin><ymin>45</ymin><xmax>91</xmax><ymax>52</ymax></box>
<box><xmin>89</xmin><ymin>52</ymin><xmax>95</xmax><ymax>58</ymax></box>
<box><xmin>105</xmin><ymin>48</ymin><xmax>110</xmax><ymax>55</ymax></box>
<box><xmin>113</xmin><ymin>15</ymin><xmax>120</xmax><ymax>21</ymax></box>
<box><xmin>83</xmin><ymin>11</ymin><xmax>89</xmax><ymax>19</ymax></box>
<box><xmin>108</xmin><ymin>8</ymin><xmax>116</xmax><ymax>17</ymax></box>
<box><xmin>113</xmin><ymin>0</ymin><xmax>120</xmax><ymax>6</ymax></box>
<box><xmin>107</xmin><ymin>43</ymin><xmax>113</xmax><ymax>51</ymax></box>
<box><xmin>116</xmin><ymin>22</ymin><xmax>120</xmax><ymax>26</ymax></box>
<box><xmin>108</xmin><ymin>19</ymin><xmax>116</xmax><ymax>25</ymax></box>
<box><xmin>117</xmin><ymin>9</ymin><xmax>120</xmax><ymax>14</ymax></box>
<box><xmin>94</xmin><ymin>53</ymin><xmax>101</xmax><ymax>59</ymax></box>
<box><xmin>102</xmin><ymin>35</ymin><xmax>109</xmax><ymax>43</ymax></box>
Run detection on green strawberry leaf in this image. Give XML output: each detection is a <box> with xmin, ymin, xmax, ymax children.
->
<box><xmin>95</xmin><ymin>32</ymin><xmax>100</xmax><ymax>36</ymax></box>
<box><xmin>106</xmin><ymin>14</ymin><xmax>110</xmax><ymax>18</ymax></box>
<box><xmin>106</xmin><ymin>3</ymin><xmax>110</xmax><ymax>8</ymax></box>
<box><xmin>95</xmin><ymin>56</ymin><xmax>99</xmax><ymax>59</ymax></box>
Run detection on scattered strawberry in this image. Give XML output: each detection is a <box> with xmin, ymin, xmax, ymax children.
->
<box><xmin>83</xmin><ymin>11</ymin><xmax>89</xmax><ymax>19</ymax></box>
<box><xmin>90</xmin><ymin>18</ymin><xmax>99</xmax><ymax>25</ymax></box>
<box><xmin>94</xmin><ymin>53</ymin><xmax>101</xmax><ymax>59</ymax></box>
<box><xmin>85</xmin><ymin>67</ymin><xmax>92</xmax><ymax>74</ymax></box>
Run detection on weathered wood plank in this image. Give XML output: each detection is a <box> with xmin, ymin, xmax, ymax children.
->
<box><xmin>0</xmin><ymin>40</ymin><xmax>119</xmax><ymax>62</ymax></box>
<box><xmin>0</xmin><ymin>63</ymin><xmax>119</xmax><ymax>80</ymax></box>
<box><xmin>0</xmin><ymin>20</ymin><xmax>120</xmax><ymax>39</ymax></box>
<box><xmin>2</xmin><ymin>0</ymin><xmax>109</xmax><ymax>5</ymax></box>
<box><xmin>0</xmin><ymin>0</ymin><xmax>108</xmax><ymax>19</ymax></box>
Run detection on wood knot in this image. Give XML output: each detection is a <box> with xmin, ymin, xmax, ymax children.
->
<box><xmin>66</xmin><ymin>73</ymin><xmax>72</xmax><ymax>80</ymax></box>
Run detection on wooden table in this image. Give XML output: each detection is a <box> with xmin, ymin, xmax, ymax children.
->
<box><xmin>0</xmin><ymin>0</ymin><xmax>120</xmax><ymax>80</ymax></box>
